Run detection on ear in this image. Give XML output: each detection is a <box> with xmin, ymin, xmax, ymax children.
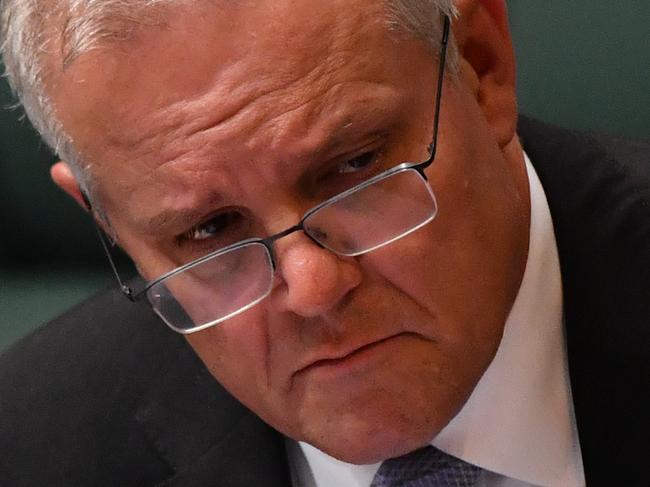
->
<box><xmin>453</xmin><ymin>0</ymin><xmax>517</xmax><ymax>148</ymax></box>
<box><xmin>51</xmin><ymin>161</ymin><xmax>90</xmax><ymax>211</ymax></box>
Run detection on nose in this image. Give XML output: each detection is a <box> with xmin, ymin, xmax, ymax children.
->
<box><xmin>270</xmin><ymin>232</ymin><xmax>363</xmax><ymax>318</ymax></box>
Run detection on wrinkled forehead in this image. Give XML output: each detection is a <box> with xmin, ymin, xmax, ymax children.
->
<box><xmin>50</xmin><ymin>0</ymin><xmax>392</xmax><ymax>151</ymax></box>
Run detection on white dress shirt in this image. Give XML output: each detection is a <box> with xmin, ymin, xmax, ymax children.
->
<box><xmin>288</xmin><ymin>154</ymin><xmax>585</xmax><ymax>487</ymax></box>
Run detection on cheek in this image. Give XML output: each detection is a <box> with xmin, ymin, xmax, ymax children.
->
<box><xmin>362</xmin><ymin>205</ymin><xmax>509</xmax><ymax>360</ymax></box>
<box><xmin>185</xmin><ymin>310</ymin><xmax>271</xmax><ymax>403</ymax></box>
<box><xmin>184</xmin><ymin>306</ymin><xmax>301</xmax><ymax>432</ymax></box>
<box><xmin>396</xmin><ymin>86</ymin><xmax>525</xmax><ymax>345</ymax></box>
<box><xmin>366</xmin><ymin>150</ymin><xmax>521</xmax><ymax>365</ymax></box>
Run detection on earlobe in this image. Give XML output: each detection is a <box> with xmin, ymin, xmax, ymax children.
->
<box><xmin>453</xmin><ymin>0</ymin><xmax>517</xmax><ymax>148</ymax></box>
<box><xmin>51</xmin><ymin>161</ymin><xmax>90</xmax><ymax>211</ymax></box>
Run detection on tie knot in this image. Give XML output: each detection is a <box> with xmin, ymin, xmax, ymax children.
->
<box><xmin>371</xmin><ymin>446</ymin><xmax>483</xmax><ymax>487</ymax></box>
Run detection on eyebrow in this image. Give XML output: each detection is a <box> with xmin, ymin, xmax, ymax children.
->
<box><xmin>131</xmin><ymin>210</ymin><xmax>195</xmax><ymax>236</ymax></box>
<box><xmin>134</xmin><ymin>195</ymin><xmax>224</xmax><ymax>236</ymax></box>
<box><xmin>292</xmin><ymin>116</ymin><xmax>396</xmax><ymax>176</ymax></box>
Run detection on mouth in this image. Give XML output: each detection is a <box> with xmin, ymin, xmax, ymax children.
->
<box><xmin>309</xmin><ymin>336</ymin><xmax>396</xmax><ymax>367</ymax></box>
<box><xmin>295</xmin><ymin>332</ymin><xmax>418</xmax><ymax>379</ymax></box>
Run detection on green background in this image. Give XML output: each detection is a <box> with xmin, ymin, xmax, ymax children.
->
<box><xmin>1</xmin><ymin>1</ymin><xmax>649</xmax><ymax>351</ymax></box>
<box><xmin>509</xmin><ymin>1</ymin><xmax>649</xmax><ymax>138</ymax></box>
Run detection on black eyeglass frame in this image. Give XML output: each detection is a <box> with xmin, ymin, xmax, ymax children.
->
<box><xmin>88</xmin><ymin>14</ymin><xmax>451</xmax><ymax>305</ymax></box>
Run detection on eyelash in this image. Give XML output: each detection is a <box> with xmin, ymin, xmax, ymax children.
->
<box><xmin>177</xmin><ymin>210</ymin><xmax>246</xmax><ymax>248</ymax></box>
<box><xmin>323</xmin><ymin>146</ymin><xmax>387</xmax><ymax>191</ymax></box>
<box><xmin>337</xmin><ymin>150</ymin><xmax>378</xmax><ymax>174</ymax></box>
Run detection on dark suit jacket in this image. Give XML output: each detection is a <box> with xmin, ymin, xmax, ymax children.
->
<box><xmin>1</xmin><ymin>117</ymin><xmax>648</xmax><ymax>486</ymax></box>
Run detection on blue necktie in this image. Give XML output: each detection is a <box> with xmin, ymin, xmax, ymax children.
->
<box><xmin>370</xmin><ymin>445</ymin><xmax>483</xmax><ymax>487</ymax></box>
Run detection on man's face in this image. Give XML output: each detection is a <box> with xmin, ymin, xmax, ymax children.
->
<box><xmin>52</xmin><ymin>0</ymin><xmax>528</xmax><ymax>463</ymax></box>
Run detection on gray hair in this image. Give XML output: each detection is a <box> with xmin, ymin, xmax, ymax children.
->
<box><xmin>0</xmin><ymin>0</ymin><xmax>457</xmax><ymax>195</ymax></box>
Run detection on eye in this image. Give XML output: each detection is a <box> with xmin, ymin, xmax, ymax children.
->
<box><xmin>337</xmin><ymin>151</ymin><xmax>378</xmax><ymax>174</ymax></box>
<box><xmin>183</xmin><ymin>210</ymin><xmax>245</xmax><ymax>242</ymax></box>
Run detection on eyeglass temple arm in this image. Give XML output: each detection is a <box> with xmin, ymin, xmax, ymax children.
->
<box><xmin>81</xmin><ymin>192</ymin><xmax>137</xmax><ymax>301</ymax></box>
<box><xmin>423</xmin><ymin>14</ymin><xmax>450</xmax><ymax>169</ymax></box>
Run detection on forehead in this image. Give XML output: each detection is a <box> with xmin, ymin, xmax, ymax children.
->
<box><xmin>51</xmin><ymin>0</ymin><xmax>434</xmax><ymax>225</ymax></box>
<box><xmin>53</xmin><ymin>0</ymin><xmax>392</xmax><ymax>145</ymax></box>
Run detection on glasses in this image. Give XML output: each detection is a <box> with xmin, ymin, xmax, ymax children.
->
<box><xmin>92</xmin><ymin>15</ymin><xmax>450</xmax><ymax>334</ymax></box>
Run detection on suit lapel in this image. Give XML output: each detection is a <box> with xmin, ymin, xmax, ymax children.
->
<box><xmin>134</xmin><ymin>339</ymin><xmax>292</xmax><ymax>487</ymax></box>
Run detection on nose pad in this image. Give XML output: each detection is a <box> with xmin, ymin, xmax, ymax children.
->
<box><xmin>270</xmin><ymin>232</ymin><xmax>362</xmax><ymax>318</ymax></box>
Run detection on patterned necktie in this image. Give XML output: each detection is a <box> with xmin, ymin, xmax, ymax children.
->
<box><xmin>370</xmin><ymin>445</ymin><xmax>483</xmax><ymax>487</ymax></box>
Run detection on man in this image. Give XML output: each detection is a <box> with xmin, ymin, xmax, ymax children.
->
<box><xmin>0</xmin><ymin>0</ymin><xmax>647</xmax><ymax>486</ymax></box>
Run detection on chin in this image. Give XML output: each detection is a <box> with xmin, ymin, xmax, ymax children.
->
<box><xmin>306</xmin><ymin>409</ymin><xmax>446</xmax><ymax>464</ymax></box>
<box><xmin>293</xmin><ymin>385</ymin><xmax>461</xmax><ymax>464</ymax></box>
<box><xmin>279</xmin><ymin>341</ymin><xmax>478</xmax><ymax>464</ymax></box>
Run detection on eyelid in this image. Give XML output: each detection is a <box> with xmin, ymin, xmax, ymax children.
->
<box><xmin>337</xmin><ymin>149</ymin><xmax>381</xmax><ymax>173</ymax></box>
<box><xmin>325</xmin><ymin>134</ymin><xmax>386</xmax><ymax>168</ymax></box>
<box><xmin>335</xmin><ymin>134</ymin><xmax>386</xmax><ymax>162</ymax></box>
<box><xmin>175</xmin><ymin>208</ymin><xmax>237</xmax><ymax>245</ymax></box>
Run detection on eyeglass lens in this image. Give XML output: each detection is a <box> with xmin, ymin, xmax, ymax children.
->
<box><xmin>304</xmin><ymin>169</ymin><xmax>437</xmax><ymax>256</ymax></box>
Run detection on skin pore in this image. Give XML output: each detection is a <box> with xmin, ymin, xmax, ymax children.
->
<box><xmin>51</xmin><ymin>0</ymin><xmax>529</xmax><ymax>464</ymax></box>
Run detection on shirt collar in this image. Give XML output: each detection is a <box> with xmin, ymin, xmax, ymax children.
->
<box><xmin>295</xmin><ymin>153</ymin><xmax>584</xmax><ymax>487</ymax></box>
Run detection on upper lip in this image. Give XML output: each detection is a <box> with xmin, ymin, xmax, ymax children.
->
<box><xmin>294</xmin><ymin>332</ymin><xmax>406</xmax><ymax>375</ymax></box>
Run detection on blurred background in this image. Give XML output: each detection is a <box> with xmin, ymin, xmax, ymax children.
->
<box><xmin>1</xmin><ymin>1</ymin><xmax>649</xmax><ymax>351</ymax></box>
